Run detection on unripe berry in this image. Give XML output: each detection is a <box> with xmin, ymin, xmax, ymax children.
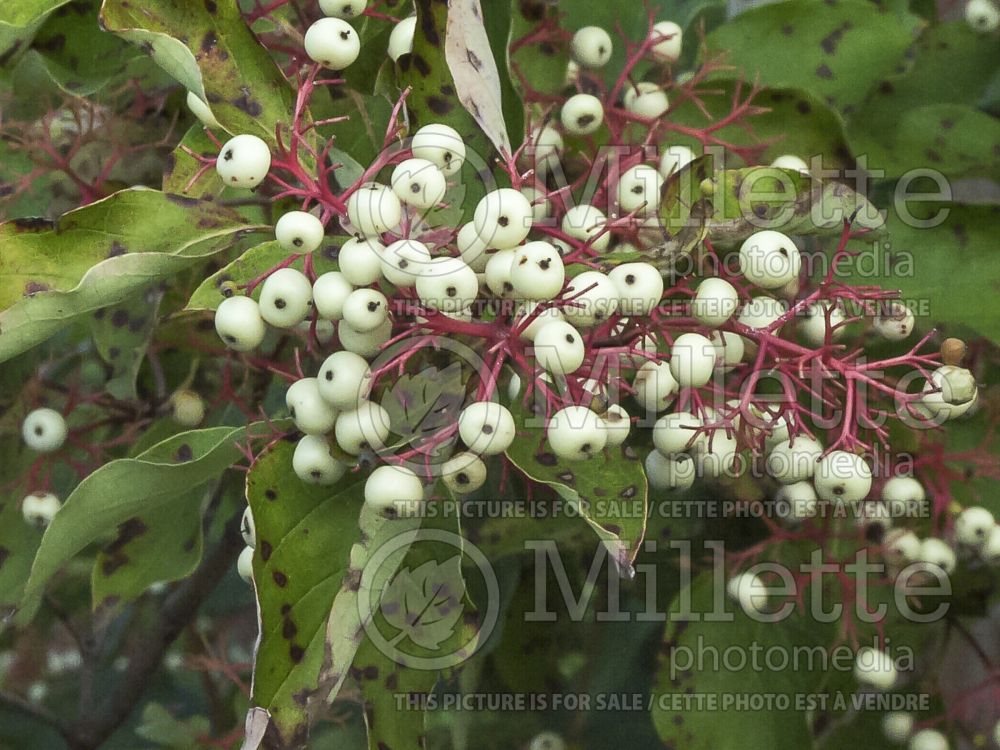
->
<box><xmin>387</xmin><ymin>16</ymin><xmax>416</xmax><ymax>61</ymax></box>
<box><xmin>319</xmin><ymin>0</ymin><xmax>367</xmax><ymax>18</ymax></box>
<box><xmin>171</xmin><ymin>390</ymin><xmax>205</xmax><ymax>427</ymax></box>
<box><xmin>633</xmin><ymin>360</ymin><xmax>678</xmax><ymax>412</ymax></box>
<box><xmin>216</xmin><ymin>134</ymin><xmax>271</xmax><ymax>189</ymax></box>
<box><xmin>609</xmin><ymin>262</ymin><xmax>663</xmax><ymax>316</ymax></box>
<box><xmin>617</xmin><ymin>164</ymin><xmax>663</xmax><ymax>215</ymax></box>
<box><xmin>726</xmin><ymin>571</ymin><xmax>768</xmax><ymax>615</ymax></box>
<box><xmin>908</xmin><ymin>729</ymin><xmax>948</xmax><ymax>750</ymax></box>
<box><xmin>275</xmin><ymin>211</ymin><xmax>325</xmax><ymax>254</ymax></box>
<box><xmin>237</xmin><ymin>546</ymin><xmax>254</xmax><ymax>583</ymax></box>
<box><xmin>346</xmin><ymin>183</ymin><xmax>401</xmax><ymax>237</ymax></box>
<box><xmin>561</xmin><ymin>204</ymin><xmax>610</xmax><ymax>252</ymax></box>
<box><xmin>312</xmin><ymin>271</ymin><xmax>353</xmax><ymax>321</ymax></box>
<box><xmin>259</xmin><ymin>268</ymin><xmax>312</xmax><ymax>328</ymax></box>
<box><xmin>649</xmin><ymin>20</ymin><xmax>682</xmax><ymax>62</ymax></box>
<box><xmin>473</xmin><ymin>188</ymin><xmax>533</xmax><ymax>249</ymax></box>
<box><xmin>917</xmin><ymin>537</ymin><xmax>957</xmax><ymax>574</ymax></box>
<box><xmin>853</xmin><ymin>647</ymin><xmax>898</xmax><ymax>690</ymax></box>
<box><xmin>766</xmin><ymin>435</ymin><xmax>823</xmax><ymax>484</ymax></box>
<box><xmin>215</xmin><ymin>296</ymin><xmax>267</xmax><ymax>352</ymax></box>
<box><xmin>317</xmin><ymin>351</ymin><xmax>373</xmax><ymax>408</ymax></box>
<box><xmin>571</xmin><ymin>25</ymin><xmax>613</xmax><ymax>67</ymax></box>
<box><xmin>814</xmin><ymin>451</ymin><xmax>872</xmax><ymax>503</ymax></box>
<box><xmin>669</xmin><ymin>333</ymin><xmax>716</xmax><ymax>388</ymax></box>
<box><xmin>441</xmin><ymin>452</ymin><xmax>487</xmax><ymax>494</ymax></box>
<box><xmin>304</xmin><ymin>17</ymin><xmax>361</xmax><ymax>69</ymax></box>
<box><xmin>623</xmin><ymin>82</ymin><xmax>669</xmax><ymax>118</ymax></box>
<box><xmin>416</xmin><ymin>257</ymin><xmax>478</xmax><ymax>312</ymax></box>
<box><xmin>921</xmin><ymin>365</ymin><xmax>977</xmax><ymax>421</ymax></box>
<box><xmin>186</xmin><ymin>91</ymin><xmax>220</xmax><ymax>128</ymax></box>
<box><xmin>653</xmin><ymin>411</ymin><xmax>703</xmax><ymax>455</ymax></box>
<box><xmin>873</xmin><ymin>301</ymin><xmax>914</xmax><ymax>341</ymax></box>
<box><xmin>292</xmin><ymin>435</ymin><xmax>347</xmax><ymax>485</ymax></box>
<box><xmin>659</xmin><ymin>144</ymin><xmax>695</xmax><ymax>178</ymax></box>
<box><xmin>241</xmin><ymin>506</ymin><xmax>256</xmax><ymax>548</ymax></box>
<box><xmin>458</xmin><ymin>401</ymin><xmax>516</xmax><ymax>456</ymax></box>
<box><xmin>547</xmin><ymin>406</ymin><xmax>607</xmax><ymax>460</ymax></box>
<box><xmin>939</xmin><ymin>337</ymin><xmax>966</xmax><ymax>366</ymax></box>
<box><xmin>645</xmin><ymin>450</ymin><xmax>696</xmax><ymax>491</ymax></box>
<box><xmin>532</xmin><ymin>320</ymin><xmax>585</xmax><ymax>375</ymax></box>
<box><xmin>953</xmin><ymin>506</ymin><xmax>996</xmax><ymax>547</ymax></box>
<box><xmin>342</xmin><ymin>288</ymin><xmax>389</xmax><ymax>332</ymax></box>
<box><xmin>335</xmin><ymin>401</ymin><xmax>391</xmax><ymax>454</ymax></box>
<box><xmin>691</xmin><ymin>277</ymin><xmax>739</xmax><ymax>327</ymax></box>
<box><xmin>22</xmin><ymin>492</ymin><xmax>61</xmax><ymax>528</ymax></box>
<box><xmin>411</xmin><ymin>123</ymin><xmax>466</xmax><ymax>176</ymax></box>
<box><xmin>286</xmin><ymin>378</ymin><xmax>338</xmax><ymax>435</ymax></box>
<box><xmin>391</xmin><ymin>157</ymin><xmax>447</xmax><ymax>209</ymax></box>
<box><xmin>562</xmin><ymin>271</ymin><xmax>618</xmax><ymax>326</ymax></box>
<box><xmin>561</xmin><ymin>93</ymin><xmax>604</xmax><ymax>135</ymax></box>
<box><xmin>365</xmin><ymin>465</ymin><xmax>424</xmax><ymax>515</ymax></box>
<box><xmin>510</xmin><ymin>241</ymin><xmax>565</xmax><ymax>300</ymax></box>
<box><xmin>738</xmin><ymin>230</ymin><xmax>801</xmax><ymax>289</ymax></box>
<box><xmin>22</xmin><ymin>408</ymin><xmax>68</xmax><ymax>453</ymax></box>
<box><xmin>338</xmin><ymin>237</ymin><xmax>384</xmax><ymax>286</ymax></box>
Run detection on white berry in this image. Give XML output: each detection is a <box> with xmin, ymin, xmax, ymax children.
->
<box><xmin>510</xmin><ymin>241</ymin><xmax>565</xmax><ymax>300</ymax></box>
<box><xmin>882</xmin><ymin>476</ymin><xmax>926</xmax><ymax>518</ymax></box>
<box><xmin>653</xmin><ymin>411</ymin><xmax>703</xmax><ymax>455</ymax></box>
<box><xmin>312</xmin><ymin>271</ymin><xmax>353</xmax><ymax>320</ymax></box>
<box><xmin>416</xmin><ymin>257</ymin><xmax>479</xmax><ymax>312</ymax></box>
<box><xmin>623</xmin><ymin>82</ymin><xmax>669</xmax><ymax>118</ymax></box>
<box><xmin>346</xmin><ymin>182</ymin><xmax>402</xmax><ymax>237</ymax></box>
<box><xmin>473</xmin><ymin>188</ymin><xmax>533</xmax><ymax>249</ymax></box>
<box><xmin>737</xmin><ymin>296</ymin><xmax>787</xmax><ymax>330</ymax></box>
<box><xmin>411</xmin><ymin>123</ymin><xmax>466</xmax><ymax>176</ymax></box>
<box><xmin>562</xmin><ymin>271</ymin><xmax>618</xmax><ymax>326</ymax></box>
<box><xmin>853</xmin><ymin>647</ymin><xmax>898</xmax><ymax>690</ymax></box>
<box><xmin>527</xmin><ymin>125</ymin><xmax>563</xmax><ymax>174</ymax></box>
<box><xmin>600</xmin><ymin>405</ymin><xmax>631</xmax><ymax>446</ymax></box>
<box><xmin>561</xmin><ymin>93</ymin><xmax>604</xmax><ymax>135</ymax></box>
<box><xmin>982</xmin><ymin>526</ymin><xmax>1000</xmax><ymax>564</ymax></box>
<box><xmin>645</xmin><ymin>450</ymin><xmax>696</xmax><ymax>491</ymax></box>
<box><xmin>739</xmin><ymin>230</ymin><xmax>801</xmax><ymax>289</ymax></box>
<box><xmin>691</xmin><ymin>278</ymin><xmax>738</xmax><ymax>327</ymax></box>
<box><xmin>22</xmin><ymin>408</ymin><xmax>68</xmax><ymax>453</ymax></box>
<box><xmin>710</xmin><ymin>330</ymin><xmax>744</xmax><ymax>370</ymax></box>
<box><xmin>633</xmin><ymin>360</ymin><xmax>678</xmax><ymax>413</ymax></box>
<box><xmin>216</xmin><ymin>134</ymin><xmax>271</xmax><ymax>189</ymax></box>
<box><xmin>532</xmin><ymin>320</ymin><xmax>585</xmax><ymax>375</ymax></box>
<box><xmin>873</xmin><ymin>301</ymin><xmax>915</xmax><ymax>341</ymax></box>
<box><xmin>561</xmin><ymin>204</ymin><xmax>610</xmax><ymax>252</ymax></box>
<box><xmin>766</xmin><ymin>435</ymin><xmax>823</xmax><ymax>484</ymax></box>
<box><xmin>319</xmin><ymin>0</ymin><xmax>367</xmax><ymax>18</ymax></box>
<box><xmin>669</xmin><ymin>333</ymin><xmax>716</xmax><ymax>388</ymax></box>
<box><xmin>214</xmin><ymin>296</ymin><xmax>267</xmax><ymax>352</ymax></box>
<box><xmin>617</xmin><ymin>164</ymin><xmax>664</xmax><ymax>215</ymax></box>
<box><xmin>286</xmin><ymin>377</ymin><xmax>338</xmax><ymax>435</ymax></box>
<box><xmin>304</xmin><ymin>17</ymin><xmax>360</xmax><ymax>69</ymax></box>
<box><xmin>609</xmin><ymin>262</ymin><xmax>663</xmax><ymax>316</ymax></box>
<box><xmin>317</xmin><ymin>351</ymin><xmax>372</xmax><ymax>408</ymax></box>
<box><xmin>966</xmin><ymin>0</ymin><xmax>1000</xmax><ymax>31</ymax></box>
<box><xmin>814</xmin><ymin>451</ymin><xmax>872</xmax><ymax>503</ymax></box>
<box><xmin>337</xmin><ymin>317</ymin><xmax>392</xmax><ymax>357</ymax></box>
<box><xmin>659</xmin><ymin>144</ymin><xmax>695</xmax><ymax>178</ymax></box>
<box><xmin>650</xmin><ymin>20</ymin><xmax>682</xmax><ymax>62</ymax></box>
<box><xmin>381</xmin><ymin>239</ymin><xmax>432</xmax><ymax>287</ymax></box>
<box><xmin>21</xmin><ymin>492</ymin><xmax>61</xmax><ymax>528</ymax></box>
<box><xmin>954</xmin><ymin>506</ymin><xmax>996</xmax><ymax>547</ymax></box>
<box><xmin>571</xmin><ymin>26</ymin><xmax>613</xmax><ymax>68</ymax></box>
<box><xmin>342</xmin><ymin>288</ymin><xmax>389</xmax><ymax>332</ymax></box>
<box><xmin>441</xmin><ymin>452</ymin><xmax>488</xmax><ymax>494</ymax></box>
<box><xmin>275</xmin><ymin>210</ymin><xmax>324</xmax><ymax>253</ymax></box>
<box><xmin>365</xmin><ymin>465</ymin><xmax>424</xmax><ymax>515</ymax></box>
<box><xmin>800</xmin><ymin>301</ymin><xmax>846</xmax><ymax>347</ymax></box>
<box><xmin>335</xmin><ymin>401</ymin><xmax>391</xmax><ymax>454</ymax></box>
<box><xmin>293</xmin><ymin>435</ymin><xmax>346</xmax><ymax>485</ymax></box>
<box><xmin>338</xmin><ymin>237</ymin><xmax>385</xmax><ymax>285</ymax></box>
<box><xmin>774</xmin><ymin>481</ymin><xmax>819</xmax><ymax>523</ymax></box>
<box><xmin>457</xmin><ymin>221</ymin><xmax>491</xmax><ymax>271</ymax></box>
<box><xmin>391</xmin><ymin>157</ymin><xmax>447</xmax><ymax>209</ymax></box>
<box><xmin>241</xmin><ymin>506</ymin><xmax>256</xmax><ymax>548</ymax></box>
<box><xmin>693</xmin><ymin>429</ymin><xmax>739</xmax><ymax>478</ymax></box>
<box><xmin>547</xmin><ymin>406</ymin><xmax>607</xmax><ymax>460</ymax></box>
<box><xmin>727</xmin><ymin>571</ymin><xmax>768</xmax><ymax>615</ymax></box>
<box><xmin>259</xmin><ymin>268</ymin><xmax>312</xmax><ymax>328</ymax></box>
<box><xmin>484</xmin><ymin>249</ymin><xmax>517</xmax><ymax>297</ymax></box>
<box><xmin>237</xmin><ymin>546</ymin><xmax>254</xmax><ymax>583</ymax></box>
<box><xmin>917</xmin><ymin>537</ymin><xmax>956</xmax><ymax>574</ymax></box>
<box><xmin>885</xmin><ymin>529</ymin><xmax>922</xmax><ymax>565</ymax></box>
<box><xmin>458</xmin><ymin>401</ymin><xmax>516</xmax><ymax>456</ymax></box>
<box><xmin>921</xmin><ymin>365</ymin><xmax>977</xmax><ymax>421</ymax></box>
<box><xmin>514</xmin><ymin>301</ymin><xmax>565</xmax><ymax>341</ymax></box>
<box><xmin>171</xmin><ymin>390</ymin><xmax>205</xmax><ymax>427</ymax></box>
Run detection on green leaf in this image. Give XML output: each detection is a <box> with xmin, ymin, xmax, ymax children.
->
<box><xmin>90</xmin><ymin>485</ymin><xmax>205</xmax><ymax>614</ymax></box>
<box><xmin>0</xmin><ymin>189</ymin><xmax>261</xmax><ymax>361</ymax></box>
<box><xmin>135</xmin><ymin>703</ymin><xmax>211</xmax><ymax>749</ymax></box>
<box><xmin>99</xmin><ymin>0</ymin><xmax>295</xmax><ymax>145</ymax></box>
<box><xmin>706</xmin><ymin>0</ymin><xmax>921</xmax><ymax>114</ymax></box>
<box><xmin>651</xmin><ymin>571</ymin><xmax>829</xmax><ymax>749</ymax></box>
<box><xmin>31</xmin><ymin>1</ymin><xmax>140</xmax><ymax>96</ymax></box>
<box><xmin>504</xmin><ymin>401</ymin><xmax>648</xmax><ymax>572</ymax></box>
<box><xmin>842</xmin><ymin>202</ymin><xmax>1000</xmax><ymax>343</ymax></box>
<box><xmin>0</xmin><ymin>0</ymin><xmax>72</xmax><ymax>69</ymax></box>
<box><xmin>16</xmin><ymin>422</ymin><xmax>282</xmax><ymax>625</ymax></box>
<box><xmin>0</xmin><ymin>436</ymin><xmax>41</xmax><ymax>611</ymax></box>
<box><xmin>508</xmin><ymin>0</ymin><xmax>568</xmax><ymax>98</ymax></box>
<box><xmin>162</xmin><ymin>124</ymin><xmax>227</xmax><ymax>198</ymax></box>
<box><xmin>246</xmin><ymin>441</ymin><xmax>366</xmax><ymax>746</ymax></box>
<box><xmin>89</xmin><ymin>288</ymin><xmax>162</xmax><ymax>401</ymax></box>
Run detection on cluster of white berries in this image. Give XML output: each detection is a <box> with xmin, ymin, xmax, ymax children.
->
<box><xmin>19</xmin><ymin>408</ymin><xmax>69</xmax><ymax>528</ymax></box>
<box><xmin>238</xmin><ymin>505</ymin><xmax>256</xmax><ymax>584</ymax></box>
<box><xmin>880</xmin><ymin>712</ymin><xmax>955</xmax><ymax>750</ymax></box>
